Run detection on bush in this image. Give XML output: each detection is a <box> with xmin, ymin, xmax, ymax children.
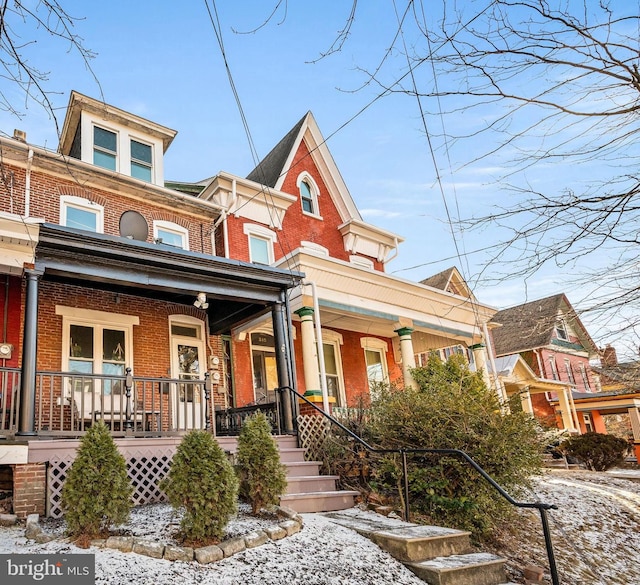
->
<box><xmin>236</xmin><ymin>412</ymin><xmax>288</xmax><ymax>514</ymax></box>
<box><xmin>331</xmin><ymin>353</ymin><xmax>543</xmax><ymax>537</ymax></box>
<box><xmin>62</xmin><ymin>421</ymin><xmax>133</xmax><ymax>539</ymax></box>
<box><xmin>561</xmin><ymin>432</ymin><xmax>630</xmax><ymax>471</ymax></box>
<box><xmin>160</xmin><ymin>430</ymin><xmax>238</xmax><ymax>542</ymax></box>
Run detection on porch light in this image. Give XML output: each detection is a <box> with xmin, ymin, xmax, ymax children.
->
<box><xmin>194</xmin><ymin>292</ymin><xmax>209</xmax><ymax>309</ymax></box>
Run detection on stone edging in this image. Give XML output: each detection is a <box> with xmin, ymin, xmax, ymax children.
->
<box><xmin>2</xmin><ymin>507</ymin><xmax>304</xmax><ymax>565</ymax></box>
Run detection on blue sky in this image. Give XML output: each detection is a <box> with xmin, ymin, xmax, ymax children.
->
<box><xmin>1</xmin><ymin>1</ymin><xmax>633</xmax><ymax>354</ymax></box>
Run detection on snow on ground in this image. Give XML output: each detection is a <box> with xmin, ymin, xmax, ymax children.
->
<box><xmin>0</xmin><ymin>505</ymin><xmax>427</xmax><ymax>585</ymax></box>
<box><xmin>1</xmin><ymin>470</ymin><xmax>639</xmax><ymax>584</ymax></box>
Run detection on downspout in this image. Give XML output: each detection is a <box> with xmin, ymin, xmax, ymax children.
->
<box><xmin>306</xmin><ymin>280</ymin><xmax>329</xmax><ymax>412</ymax></box>
<box><xmin>25</xmin><ymin>148</ymin><xmax>34</xmax><ymax>218</ymax></box>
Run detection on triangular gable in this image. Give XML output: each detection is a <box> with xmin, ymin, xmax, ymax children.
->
<box><xmin>420</xmin><ymin>267</ymin><xmax>477</xmax><ymax>301</ymax></box>
<box><xmin>247</xmin><ymin>112</ymin><xmax>361</xmax><ymax>224</ymax></box>
<box><xmin>491</xmin><ymin>293</ymin><xmax>598</xmax><ymax>357</ymax></box>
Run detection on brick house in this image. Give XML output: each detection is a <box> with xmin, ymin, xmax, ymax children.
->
<box><xmin>0</xmin><ymin>91</ymin><xmax>496</xmax><ymax>516</ymax></box>
<box><xmin>489</xmin><ymin>294</ymin><xmax>600</xmax><ymax>432</ymax></box>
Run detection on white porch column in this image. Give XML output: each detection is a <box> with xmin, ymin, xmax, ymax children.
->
<box><xmin>520</xmin><ymin>386</ymin><xmax>534</xmax><ymax>416</ymax></box>
<box><xmin>628</xmin><ymin>407</ymin><xmax>640</xmax><ymax>443</ymax></box>
<box><xmin>294</xmin><ymin>306</ymin><xmax>321</xmax><ymax>399</ymax></box>
<box><xmin>394</xmin><ymin>327</ymin><xmax>417</xmax><ymax>390</ymax></box>
<box><xmin>470</xmin><ymin>343</ymin><xmax>493</xmax><ymax>392</ymax></box>
<box><xmin>558</xmin><ymin>388</ymin><xmax>576</xmax><ymax>432</ymax></box>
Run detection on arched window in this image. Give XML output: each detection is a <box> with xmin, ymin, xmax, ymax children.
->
<box><xmin>297</xmin><ymin>173</ymin><xmax>321</xmax><ymax>218</ymax></box>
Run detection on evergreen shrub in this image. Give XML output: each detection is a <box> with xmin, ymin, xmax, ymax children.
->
<box><xmin>236</xmin><ymin>411</ymin><xmax>288</xmax><ymax>514</ymax></box>
<box><xmin>62</xmin><ymin>421</ymin><xmax>133</xmax><ymax>539</ymax></box>
<box><xmin>561</xmin><ymin>432</ymin><xmax>630</xmax><ymax>471</ymax></box>
<box><xmin>160</xmin><ymin>430</ymin><xmax>238</xmax><ymax>542</ymax></box>
<box><xmin>326</xmin><ymin>353</ymin><xmax>543</xmax><ymax>537</ymax></box>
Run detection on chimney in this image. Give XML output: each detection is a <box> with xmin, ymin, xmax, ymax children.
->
<box><xmin>601</xmin><ymin>344</ymin><xmax>618</xmax><ymax>367</ymax></box>
<box><xmin>13</xmin><ymin>129</ymin><xmax>26</xmax><ymax>142</ymax></box>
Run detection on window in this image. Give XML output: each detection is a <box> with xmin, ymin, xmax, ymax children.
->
<box><xmin>565</xmin><ymin>359</ymin><xmax>576</xmax><ymax>385</ymax></box>
<box><xmin>93</xmin><ymin>126</ymin><xmax>117</xmax><ymax>171</ymax></box>
<box><xmin>131</xmin><ymin>139</ymin><xmax>153</xmax><ymax>182</ymax></box>
<box><xmin>555</xmin><ymin>319</ymin><xmax>569</xmax><ymax>341</ymax></box>
<box><xmin>297</xmin><ymin>173</ymin><xmax>321</xmax><ymax>217</ymax></box>
<box><xmin>154</xmin><ymin>221</ymin><xmax>189</xmax><ymax>250</ymax></box>
<box><xmin>60</xmin><ymin>196</ymin><xmax>104</xmax><ymax>233</ymax></box>
<box><xmin>583</xmin><ymin>413</ymin><xmax>594</xmax><ymax>433</ymax></box>
<box><xmin>243</xmin><ymin>224</ymin><xmax>276</xmax><ymax>264</ymax></box>
<box><xmin>57</xmin><ymin>306</ymin><xmax>138</xmax><ymax>400</ymax></box>
<box><xmin>320</xmin><ymin>330</ymin><xmax>345</xmax><ymax>407</ymax></box>
<box><xmin>349</xmin><ymin>255</ymin><xmax>374</xmax><ymax>269</ymax></box>
<box><xmin>548</xmin><ymin>356</ymin><xmax>559</xmax><ymax>380</ymax></box>
<box><xmin>361</xmin><ymin>337</ymin><xmax>388</xmax><ymax>394</ymax></box>
<box><xmin>250</xmin><ymin>331</ymin><xmax>277</xmax><ymax>403</ymax></box>
<box><xmin>579</xmin><ymin>363</ymin><xmax>591</xmax><ymax>391</ymax></box>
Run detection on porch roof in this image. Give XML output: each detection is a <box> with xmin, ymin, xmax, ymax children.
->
<box><xmin>35</xmin><ymin>224</ymin><xmax>304</xmax><ymax>334</ymax></box>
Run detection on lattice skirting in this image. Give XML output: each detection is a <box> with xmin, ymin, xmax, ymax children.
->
<box><xmin>297</xmin><ymin>414</ymin><xmax>330</xmax><ymax>463</ymax></box>
<box><xmin>47</xmin><ymin>444</ymin><xmax>177</xmax><ymax>518</ymax></box>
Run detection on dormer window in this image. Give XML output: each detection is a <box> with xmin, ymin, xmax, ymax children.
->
<box><xmin>131</xmin><ymin>139</ymin><xmax>152</xmax><ymax>182</ymax></box>
<box><xmin>555</xmin><ymin>319</ymin><xmax>569</xmax><ymax>341</ymax></box>
<box><xmin>297</xmin><ymin>173</ymin><xmax>321</xmax><ymax>218</ymax></box>
<box><xmin>93</xmin><ymin>126</ymin><xmax>117</xmax><ymax>171</ymax></box>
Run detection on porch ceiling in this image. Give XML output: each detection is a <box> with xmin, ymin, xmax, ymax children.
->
<box><xmin>36</xmin><ymin>224</ymin><xmax>303</xmax><ymax>334</ymax></box>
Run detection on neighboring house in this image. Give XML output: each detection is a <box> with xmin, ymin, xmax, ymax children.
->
<box><xmin>0</xmin><ymin>92</ymin><xmax>496</xmax><ymax>517</ymax></box>
<box><xmin>489</xmin><ymin>294</ymin><xmax>600</xmax><ymax>432</ymax></box>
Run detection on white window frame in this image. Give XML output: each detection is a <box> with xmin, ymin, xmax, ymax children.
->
<box><xmin>548</xmin><ymin>356</ymin><xmax>559</xmax><ymax>380</ymax></box>
<box><xmin>93</xmin><ymin>125</ymin><xmax>118</xmax><ymax>172</ymax></box>
<box><xmin>56</xmin><ymin>306</ymin><xmax>138</xmax><ymax>377</ymax></box>
<box><xmin>60</xmin><ymin>195</ymin><xmax>104</xmax><ymax>233</ymax></box>
<box><xmin>555</xmin><ymin>319</ymin><xmax>569</xmax><ymax>341</ymax></box>
<box><xmin>360</xmin><ymin>337</ymin><xmax>389</xmax><ymax>393</ymax></box>
<box><xmin>297</xmin><ymin>173</ymin><xmax>322</xmax><ymax>219</ymax></box>
<box><xmin>564</xmin><ymin>359</ymin><xmax>576</xmax><ymax>385</ymax></box>
<box><xmin>579</xmin><ymin>363</ymin><xmax>591</xmax><ymax>391</ymax></box>
<box><xmin>154</xmin><ymin>220</ymin><xmax>190</xmax><ymax>250</ymax></box>
<box><xmin>130</xmin><ymin>137</ymin><xmax>154</xmax><ymax>183</ymax></box>
<box><xmin>301</xmin><ymin>241</ymin><xmax>329</xmax><ymax>256</ymax></box>
<box><xmin>243</xmin><ymin>223</ymin><xmax>276</xmax><ymax>264</ymax></box>
<box><xmin>319</xmin><ymin>330</ymin><xmax>345</xmax><ymax>407</ymax></box>
<box><xmin>349</xmin><ymin>255</ymin><xmax>374</xmax><ymax>269</ymax></box>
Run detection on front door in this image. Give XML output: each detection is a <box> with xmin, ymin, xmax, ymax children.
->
<box><xmin>170</xmin><ymin>319</ymin><xmax>206</xmax><ymax>430</ymax></box>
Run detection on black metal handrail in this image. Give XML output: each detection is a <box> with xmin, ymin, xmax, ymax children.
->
<box><xmin>276</xmin><ymin>385</ymin><xmax>560</xmax><ymax>585</ymax></box>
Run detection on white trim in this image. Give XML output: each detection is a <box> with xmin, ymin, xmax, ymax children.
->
<box><xmin>360</xmin><ymin>337</ymin><xmax>388</xmax><ymax>352</ymax></box>
<box><xmin>59</xmin><ymin>195</ymin><xmax>104</xmax><ymax>233</ymax></box>
<box><xmin>297</xmin><ymin>172</ymin><xmax>322</xmax><ymax>219</ymax></box>
<box><xmin>243</xmin><ymin>223</ymin><xmax>277</xmax><ymax>264</ymax></box>
<box><xmin>349</xmin><ymin>255</ymin><xmax>374</xmax><ymax>269</ymax></box>
<box><xmin>153</xmin><ymin>220</ymin><xmax>189</xmax><ymax>250</ymax></box>
<box><xmin>320</xmin><ymin>330</ymin><xmax>345</xmax><ymax>407</ymax></box>
<box><xmin>56</xmin><ymin>306</ymin><xmax>139</xmax><ymax>326</ymax></box>
<box><xmin>301</xmin><ymin>241</ymin><xmax>329</xmax><ymax>256</ymax></box>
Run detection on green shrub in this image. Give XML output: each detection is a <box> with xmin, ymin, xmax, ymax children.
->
<box><xmin>236</xmin><ymin>412</ymin><xmax>288</xmax><ymax>514</ymax></box>
<box><xmin>62</xmin><ymin>421</ymin><xmax>133</xmax><ymax>538</ymax></box>
<box><xmin>160</xmin><ymin>430</ymin><xmax>238</xmax><ymax>542</ymax></box>
<box><xmin>561</xmin><ymin>432</ymin><xmax>630</xmax><ymax>471</ymax></box>
<box><xmin>327</xmin><ymin>353</ymin><xmax>543</xmax><ymax>537</ymax></box>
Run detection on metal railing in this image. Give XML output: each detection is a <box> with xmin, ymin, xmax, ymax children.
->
<box><xmin>215</xmin><ymin>402</ymin><xmax>279</xmax><ymax>436</ymax></box>
<box><xmin>276</xmin><ymin>385</ymin><xmax>560</xmax><ymax>585</ymax></box>
<box><xmin>0</xmin><ymin>367</ymin><xmax>214</xmax><ymax>437</ymax></box>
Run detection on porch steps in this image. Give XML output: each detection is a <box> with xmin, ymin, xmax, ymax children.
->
<box><xmin>215</xmin><ymin>435</ymin><xmax>359</xmax><ymax>514</ymax></box>
<box><xmin>324</xmin><ymin>509</ymin><xmax>513</xmax><ymax>585</ymax></box>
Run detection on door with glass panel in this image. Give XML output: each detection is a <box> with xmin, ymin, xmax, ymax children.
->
<box><xmin>67</xmin><ymin>324</ymin><xmax>127</xmax><ymax>424</ymax></box>
<box><xmin>170</xmin><ymin>321</ymin><xmax>206</xmax><ymax>430</ymax></box>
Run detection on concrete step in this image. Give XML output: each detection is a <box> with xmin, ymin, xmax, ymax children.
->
<box><xmin>371</xmin><ymin>525</ymin><xmax>472</xmax><ymax>563</ymax></box>
<box><xmin>275</xmin><ymin>448</ymin><xmax>308</xmax><ymax>463</ymax></box>
<box><xmin>280</xmin><ymin>490</ymin><xmax>360</xmax><ymax>513</ymax></box>
<box><xmin>285</xmin><ymin>475</ymin><xmax>340</xmax><ymax>494</ymax></box>
<box><xmin>284</xmin><ymin>460</ymin><xmax>322</xmax><ymax>476</ymax></box>
<box><xmin>406</xmin><ymin>553</ymin><xmax>507</xmax><ymax>585</ymax></box>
